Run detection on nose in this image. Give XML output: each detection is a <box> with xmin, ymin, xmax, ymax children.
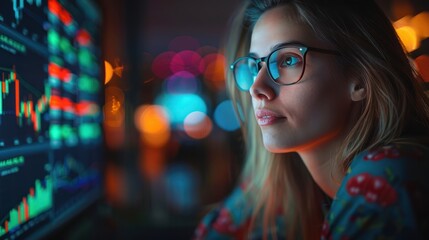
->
<box><xmin>249</xmin><ymin>64</ymin><xmax>276</xmax><ymax>101</ymax></box>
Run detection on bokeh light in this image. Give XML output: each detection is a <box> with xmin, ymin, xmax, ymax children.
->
<box><xmin>183</xmin><ymin>111</ymin><xmax>213</xmax><ymax>139</ymax></box>
<box><xmin>104</xmin><ymin>60</ymin><xmax>113</xmax><ymax>84</ymax></box>
<box><xmin>152</xmin><ymin>51</ymin><xmax>176</xmax><ymax>79</ymax></box>
<box><xmin>214</xmin><ymin>100</ymin><xmax>240</xmax><ymax>131</ymax></box>
<box><xmin>156</xmin><ymin>93</ymin><xmax>207</xmax><ymax>126</ymax></box>
<box><xmin>134</xmin><ymin>105</ymin><xmax>171</xmax><ymax>147</ymax></box>
<box><xmin>105</xmin><ymin>163</ymin><xmax>127</xmax><ymax>205</ymax></box>
<box><xmin>163</xmin><ymin>164</ymin><xmax>199</xmax><ymax>214</ymax></box>
<box><xmin>201</xmin><ymin>53</ymin><xmax>226</xmax><ymax>90</ymax></box>
<box><xmin>395</xmin><ymin>26</ymin><xmax>419</xmax><ymax>52</ymax></box>
<box><xmin>165</xmin><ymin>71</ymin><xmax>199</xmax><ymax>94</ymax></box>
<box><xmin>392</xmin><ymin>15</ymin><xmax>412</xmax><ymax>28</ymax></box>
<box><xmin>410</xmin><ymin>12</ymin><xmax>429</xmax><ymax>38</ymax></box>
<box><xmin>415</xmin><ymin>55</ymin><xmax>429</xmax><ymax>82</ymax></box>
<box><xmin>141</xmin><ymin>146</ymin><xmax>166</xmax><ymax>180</ymax></box>
<box><xmin>170</xmin><ymin>50</ymin><xmax>202</xmax><ymax>76</ymax></box>
<box><xmin>104</xmin><ymin>87</ymin><xmax>125</xmax><ymax>149</ymax></box>
<box><xmin>104</xmin><ymin>86</ymin><xmax>124</xmax><ymax>128</ymax></box>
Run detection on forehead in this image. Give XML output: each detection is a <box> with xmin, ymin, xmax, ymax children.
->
<box><xmin>249</xmin><ymin>6</ymin><xmax>327</xmax><ymax>56</ymax></box>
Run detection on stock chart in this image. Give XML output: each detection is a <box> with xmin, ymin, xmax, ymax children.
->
<box><xmin>0</xmin><ymin>0</ymin><xmax>103</xmax><ymax>239</ymax></box>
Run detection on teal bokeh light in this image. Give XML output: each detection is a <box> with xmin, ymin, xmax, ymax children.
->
<box><xmin>156</xmin><ymin>93</ymin><xmax>207</xmax><ymax>126</ymax></box>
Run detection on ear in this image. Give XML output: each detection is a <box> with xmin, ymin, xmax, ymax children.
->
<box><xmin>350</xmin><ymin>81</ymin><xmax>366</xmax><ymax>101</ymax></box>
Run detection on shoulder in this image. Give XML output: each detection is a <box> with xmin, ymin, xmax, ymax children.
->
<box><xmin>323</xmin><ymin>142</ymin><xmax>429</xmax><ymax>239</ymax></box>
<box><xmin>193</xmin><ymin>183</ymin><xmax>286</xmax><ymax>240</ymax></box>
<box><xmin>193</xmin><ymin>185</ymin><xmax>253</xmax><ymax>240</ymax></box>
<box><xmin>346</xmin><ymin>142</ymin><xmax>429</xmax><ymax>196</ymax></box>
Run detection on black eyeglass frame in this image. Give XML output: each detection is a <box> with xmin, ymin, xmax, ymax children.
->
<box><xmin>230</xmin><ymin>43</ymin><xmax>341</xmax><ymax>89</ymax></box>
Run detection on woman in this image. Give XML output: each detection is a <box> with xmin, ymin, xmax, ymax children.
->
<box><xmin>194</xmin><ymin>0</ymin><xmax>429</xmax><ymax>239</ymax></box>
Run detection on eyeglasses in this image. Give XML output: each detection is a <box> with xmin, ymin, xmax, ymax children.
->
<box><xmin>230</xmin><ymin>43</ymin><xmax>340</xmax><ymax>91</ymax></box>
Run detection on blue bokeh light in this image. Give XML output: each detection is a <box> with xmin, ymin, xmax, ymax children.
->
<box><xmin>214</xmin><ymin>100</ymin><xmax>240</xmax><ymax>131</ymax></box>
<box><xmin>163</xmin><ymin>164</ymin><xmax>199</xmax><ymax>213</ymax></box>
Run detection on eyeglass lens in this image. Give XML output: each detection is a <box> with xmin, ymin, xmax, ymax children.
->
<box><xmin>233</xmin><ymin>47</ymin><xmax>305</xmax><ymax>91</ymax></box>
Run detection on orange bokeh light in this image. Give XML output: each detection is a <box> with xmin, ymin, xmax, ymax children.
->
<box><xmin>104</xmin><ymin>86</ymin><xmax>125</xmax><ymax>149</ymax></box>
<box><xmin>393</xmin><ymin>15</ymin><xmax>412</xmax><ymax>29</ymax></box>
<box><xmin>104</xmin><ymin>86</ymin><xmax>124</xmax><ymax>128</ymax></box>
<box><xmin>411</xmin><ymin>12</ymin><xmax>429</xmax><ymax>38</ymax></box>
<box><xmin>201</xmin><ymin>53</ymin><xmax>226</xmax><ymax>90</ymax></box>
<box><xmin>395</xmin><ymin>26</ymin><xmax>419</xmax><ymax>52</ymax></box>
<box><xmin>140</xmin><ymin>146</ymin><xmax>166</xmax><ymax>180</ymax></box>
<box><xmin>104</xmin><ymin>163</ymin><xmax>126</xmax><ymax>205</ymax></box>
<box><xmin>104</xmin><ymin>61</ymin><xmax>113</xmax><ymax>84</ymax></box>
<box><xmin>134</xmin><ymin>105</ymin><xmax>171</xmax><ymax>147</ymax></box>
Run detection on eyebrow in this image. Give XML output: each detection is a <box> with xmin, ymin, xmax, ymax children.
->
<box><xmin>270</xmin><ymin>41</ymin><xmax>306</xmax><ymax>51</ymax></box>
<box><xmin>248</xmin><ymin>40</ymin><xmax>307</xmax><ymax>57</ymax></box>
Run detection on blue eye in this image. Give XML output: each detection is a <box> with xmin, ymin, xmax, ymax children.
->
<box><xmin>282</xmin><ymin>55</ymin><xmax>301</xmax><ymax>67</ymax></box>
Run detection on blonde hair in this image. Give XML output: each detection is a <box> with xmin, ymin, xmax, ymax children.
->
<box><xmin>223</xmin><ymin>0</ymin><xmax>429</xmax><ymax>239</ymax></box>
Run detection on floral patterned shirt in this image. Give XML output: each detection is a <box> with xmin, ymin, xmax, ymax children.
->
<box><xmin>193</xmin><ymin>143</ymin><xmax>429</xmax><ymax>239</ymax></box>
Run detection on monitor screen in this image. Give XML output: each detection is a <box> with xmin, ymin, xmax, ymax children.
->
<box><xmin>0</xmin><ymin>0</ymin><xmax>104</xmax><ymax>239</ymax></box>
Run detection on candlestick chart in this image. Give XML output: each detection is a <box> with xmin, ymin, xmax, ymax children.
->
<box><xmin>0</xmin><ymin>64</ymin><xmax>50</xmax><ymax>148</ymax></box>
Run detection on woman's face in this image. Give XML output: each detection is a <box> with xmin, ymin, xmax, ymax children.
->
<box><xmin>249</xmin><ymin>6</ymin><xmax>354</xmax><ymax>153</ymax></box>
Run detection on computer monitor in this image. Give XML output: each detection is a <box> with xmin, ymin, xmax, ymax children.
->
<box><xmin>0</xmin><ymin>0</ymin><xmax>104</xmax><ymax>239</ymax></box>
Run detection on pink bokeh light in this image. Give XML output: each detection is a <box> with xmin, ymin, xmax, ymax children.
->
<box><xmin>170</xmin><ymin>50</ymin><xmax>202</xmax><ymax>76</ymax></box>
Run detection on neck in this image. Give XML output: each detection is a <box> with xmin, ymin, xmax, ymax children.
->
<box><xmin>297</xmin><ymin>132</ymin><xmax>345</xmax><ymax>198</ymax></box>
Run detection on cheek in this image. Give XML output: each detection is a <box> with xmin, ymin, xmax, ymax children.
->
<box><xmin>288</xmin><ymin>78</ymin><xmax>351</xmax><ymax>130</ymax></box>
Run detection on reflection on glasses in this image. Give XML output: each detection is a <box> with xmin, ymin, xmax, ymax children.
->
<box><xmin>230</xmin><ymin>42</ymin><xmax>340</xmax><ymax>91</ymax></box>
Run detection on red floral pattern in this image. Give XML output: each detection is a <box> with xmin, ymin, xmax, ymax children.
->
<box><xmin>346</xmin><ymin>173</ymin><xmax>397</xmax><ymax>206</ymax></box>
<box><xmin>364</xmin><ymin>145</ymin><xmax>401</xmax><ymax>161</ymax></box>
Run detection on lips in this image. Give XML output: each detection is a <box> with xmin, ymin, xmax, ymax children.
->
<box><xmin>255</xmin><ymin>109</ymin><xmax>286</xmax><ymax>126</ymax></box>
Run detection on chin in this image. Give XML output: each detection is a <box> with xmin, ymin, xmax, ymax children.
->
<box><xmin>262</xmin><ymin>127</ymin><xmax>344</xmax><ymax>154</ymax></box>
<box><xmin>263</xmin><ymin>140</ymin><xmax>298</xmax><ymax>153</ymax></box>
